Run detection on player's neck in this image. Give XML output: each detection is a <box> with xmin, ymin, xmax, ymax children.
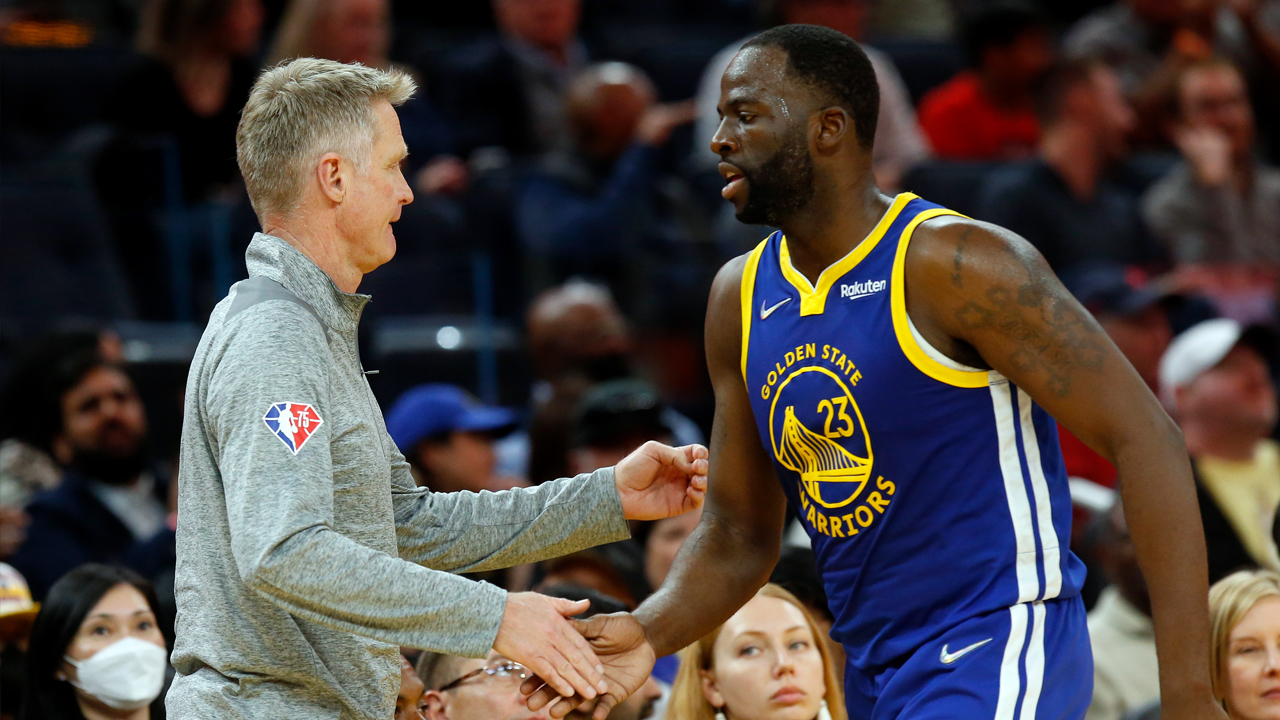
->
<box><xmin>779</xmin><ymin>179</ymin><xmax>892</xmax><ymax>284</ymax></box>
<box><xmin>262</xmin><ymin>217</ymin><xmax>364</xmax><ymax>294</ymax></box>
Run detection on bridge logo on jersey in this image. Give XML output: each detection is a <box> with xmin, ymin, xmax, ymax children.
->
<box><xmin>769</xmin><ymin>366</ymin><xmax>872</xmax><ymax>510</ymax></box>
<box><xmin>760</xmin><ymin>343</ymin><xmax>896</xmax><ymax>540</ymax></box>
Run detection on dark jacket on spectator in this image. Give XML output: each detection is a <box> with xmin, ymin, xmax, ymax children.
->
<box><xmin>975</xmin><ymin>159</ymin><xmax>1166</xmax><ymax>273</ymax></box>
<box><xmin>1194</xmin><ymin>462</ymin><xmax>1257</xmax><ymax>584</ymax></box>
<box><xmin>10</xmin><ymin>469</ymin><xmax>175</xmax><ymax>599</ymax></box>
<box><xmin>440</xmin><ymin>37</ymin><xmax>537</xmax><ymax>160</ymax></box>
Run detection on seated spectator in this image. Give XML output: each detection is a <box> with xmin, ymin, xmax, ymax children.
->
<box><xmin>917</xmin><ymin>2</ymin><xmax>1054</xmax><ymax>161</ymax></box>
<box><xmin>269</xmin><ymin>0</ymin><xmax>467</xmax><ymax>195</ymax></box>
<box><xmin>1208</xmin><ymin>569</ymin><xmax>1280</xmax><ymax>719</ymax></box>
<box><xmin>498</xmin><ymin>280</ymin><xmax>703</xmax><ymax>484</ymax></box>
<box><xmin>109</xmin><ymin>0</ymin><xmax>264</xmax><ymax>202</ymax></box>
<box><xmin>667</xmin><ymin>583</ymin><xmax>847</xmax><ymax>720</ymax></box>
<box><xmin>98</xmin><ymin>0</ymin><xmax>265</xmax><ymax>318</ymax></box>
<box><xmin>440</xmin><ymin>0</ymin><xmax>587</xmax><ymax>162</ymax></box>
<box><xmin>690</xmin><ymin>0</ymin><xmax>928</xmax><ymax>192</ymax></box>
<box><xmin>1142</xmin><ymin>58</ymin><xmax>1280</xmax><ymax>264</ymax></box>
<box><xmin>1086</xmin><ymin>499</ymin><xmax>1158</xmax><ymax>720</ymax></box>
<box><xmin>1161</xmin><ymin>318</ymin><xmax>1280</xmax><ymax>582</ymax></box>
<box><xmin>1064</xmin><ymin>0</ymin><xmax>1278</xmax><ymax>97</ymax></box>
<box><xmin>417</xmin><ymin>645</ymin><xmax>546</xmax><ymax>720</ymax></box>
<box><xmin>977</xmin><ymin>61</ymin><xmax>1165</xmax><ymax>272</ymax></box>
<box><xmin>537</xmin><ymin>543</ymin><xmax>648</xmax><ymax>608</ymax></box>
<box><xmin>568</xmin><ymin>379</ymin><xmax>675</xmax><ymax>475</ymax></box>
<box><xmin>539</xmin><ymin>584</ymin><xmax>663</xmax><ymax>720</ymax></box>
<box><xmin>514</xmin><ymin>62</ymin><xmax>701</xmax><ymax>323</ymax></box>
<box><xmin>1</xmin><ymin>563</ymin><xmax>39</xmax><ymax>718</ymax></box>
<box><xmin>1057</xmin><ymin>264</ymin><xmax>1176</xmax><ymax>488</ymax></box>
<box><xmin>22</xmin><ymin>564</ymin><xmax>169</xmax><ymax>720</ymax></box>
<box><xmin>385</xmin><ymin>383</ymin><xmax>522</xmax><ymax>492</ymax></box>
<box><xmin>398</xmin><ymin>653</ymin><xmax>428</xmax><ymax>720</ymax></box>
<box><xmin>9</xmin><ymin>351</ymin><xmax>174</xmax><ymax>599</ymax></box>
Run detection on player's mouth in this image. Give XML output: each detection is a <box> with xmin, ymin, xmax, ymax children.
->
<box><xmin>719</xmin><ymin>162</ymin><xmax>747</xmax><ymax>201</ymax></box>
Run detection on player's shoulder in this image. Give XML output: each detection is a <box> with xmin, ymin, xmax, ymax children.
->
<box><xmin>906</xmin><ymin>212</ymin><xmax>1056</xmax><ymax>310</ymax></box>
<box><xmin>910</xmin><ymin>213</ymin><xmax>1043</xmax><ymax>276</ymax></box>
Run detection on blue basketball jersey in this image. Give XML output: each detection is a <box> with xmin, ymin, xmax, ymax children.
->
<box><xmin>739</xmin><ymin>193</ymin><xmax>1086</xmax><ymax>673</ymax></box>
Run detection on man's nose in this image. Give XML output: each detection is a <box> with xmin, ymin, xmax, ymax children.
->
<box><xmin>710</xmin><ymin>117</ymin><xmax>736</xmax><ymax>156</ymax></box>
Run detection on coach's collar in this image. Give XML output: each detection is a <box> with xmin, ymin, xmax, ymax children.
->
<box><xmin>244</xmin><ymin>232</ymin><xmax>370</xmax><ymax>333</ymax></box>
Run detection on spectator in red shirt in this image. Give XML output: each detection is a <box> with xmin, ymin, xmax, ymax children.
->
<box><xmin>918</xmin><ymin>2</ymin><xmax>1054</xmax><ymax>160</ymax></box>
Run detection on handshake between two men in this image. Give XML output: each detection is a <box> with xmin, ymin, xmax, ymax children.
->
<box><xmin>491</xmin><ymin>441</ymin><xmax>709</xmax><ymax>720</ymax></box>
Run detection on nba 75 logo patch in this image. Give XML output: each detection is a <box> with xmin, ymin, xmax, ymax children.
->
<box><xmin>263</xmin><ymin>402</ymin><xmax>323</xmax><ymax>455</ymax></box>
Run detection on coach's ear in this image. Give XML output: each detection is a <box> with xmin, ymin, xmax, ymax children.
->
<box><xmin>812</xmin><ymin>107</ymin><xmax>850</xmax><ymax>155</ymax></box>
<box><xmin>315</xmin><ymin>151</ymin><xmax>346</xmax><ymax>204</ymax></box>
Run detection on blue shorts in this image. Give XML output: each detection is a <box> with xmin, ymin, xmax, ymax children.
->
<box><xmin>844</xmin><ymin>597</ymin><xmax>1093</xmax><ymax>720</ymax></box>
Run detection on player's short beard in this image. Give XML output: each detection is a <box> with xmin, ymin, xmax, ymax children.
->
<box><xmin>735</xmin><ymin>127</ymin><xmax>815</xmax><ymax>227</ymax></box>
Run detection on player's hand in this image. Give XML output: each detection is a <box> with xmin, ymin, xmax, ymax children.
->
<box><xmin>614</xmin><ymin>441</ymin><xmax>708</xmax><ymax>521</ymax></box>
<box><xmin>522</xmin><ymin>612</ymin><xmax>656</xmax><ymax>720</ymax></box>
<box><xmin>493</xmin><ymin>593</ymin><xmax>609</xmax><ymax>702</ymax></box>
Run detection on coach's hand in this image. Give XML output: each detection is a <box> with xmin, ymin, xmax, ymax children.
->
<box><xmin>522</xmin><ymin>612</ymin><xmax>655</xmax><ymax>720</ymax></box>
<box><xmin>615</xmin><ymin>441</ymin><xmax>708</xmax><ymax>521</ymax></box>
<box><xmin>493</xmin><ymin>593</ymin><xmax>609</xmax><ymax>703</ymax></box>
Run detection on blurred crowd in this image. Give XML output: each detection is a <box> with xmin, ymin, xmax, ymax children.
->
<box><xmin>2</xmin><ymin>0</ymin><xmax>1280</xmax><ymax>718</ymax></box>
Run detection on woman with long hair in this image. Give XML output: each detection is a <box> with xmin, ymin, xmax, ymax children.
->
<box><xmin>1209</xmin><ymin>569</ymin><xmax>1280</xmax><ymax>719</ymax></box>
<box><xmin>21</xmin><ymin>564</ymin><xmax>168</xmax><ymax>720</ymax></box>
<box><xmin>667</xmin><ymin>583</ymin><xmax>846</xmax><ymax>720</ymax></box>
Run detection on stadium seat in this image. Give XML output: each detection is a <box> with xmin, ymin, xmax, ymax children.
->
<box><xmin>0</xmin><ymin>46</ymin><xmax>142</xmax><ymax>164</ymax></box>
<box><xmin>0</xmin><ymin>176</ymin><xmax>136</xmax><ymax>327</ymax></box>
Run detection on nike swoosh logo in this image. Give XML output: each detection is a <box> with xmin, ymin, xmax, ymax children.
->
<box><xmin>760</xmin><ymin>297</ymin><xmax>792</xmax><ymax>320</ymax></box>
<box><xmin>939</xmin><ymin>638</ymin><xmax>993</xmax><ymax>665</ymax></box>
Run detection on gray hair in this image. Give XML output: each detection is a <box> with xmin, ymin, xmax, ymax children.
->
<box><xmin>236</xmin><ymin>57</ymin><xmax>415</xmax><ymax>219</ymax></box>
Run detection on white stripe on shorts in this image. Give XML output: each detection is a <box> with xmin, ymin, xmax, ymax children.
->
<box><xmin>1019</xmin><ymin>601</ymin><xmax>1047</xmax><ymax>720</ymax></box>
<box><xmin>994</xmin><ymin>603</ymin><xmax>1030</xmax><ymax>720</ymax></box>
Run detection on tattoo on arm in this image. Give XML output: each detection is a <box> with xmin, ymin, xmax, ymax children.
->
<box><xmin>952</xmin><ymin>239</ymin><xmax>1107</xmax><ymax>398</ymax></box>
<box><xmin>951</xmin><ymin>227</ymin><xmax>972</xmax><ymax>288</ymax></box>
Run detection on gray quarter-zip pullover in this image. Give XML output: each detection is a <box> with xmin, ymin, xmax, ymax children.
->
<box><xmin>167</xmin><ymin>233</ymin><xmax>629</xmax><ymax>719</ymax></box>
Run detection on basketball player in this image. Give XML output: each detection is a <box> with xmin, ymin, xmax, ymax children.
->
<box><xmin>526</xmin><ymin>25</ymin><xmax>1225</xmax><ymax>720</ymax></box>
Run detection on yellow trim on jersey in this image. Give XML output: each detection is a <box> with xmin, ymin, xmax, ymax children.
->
<box><xmin>890</xmin><ymin>208</ymin><xmax>990</xmax><ymax>388</ymax></box>
<box><xmin>739</xmin><ymin>238</ymin><xmax>769</xmax><ymax>382</ymax></box>
<box><xmin>778</xmin><ymin>193</ymin><xmax>916</xmax><ymax>317</ymax></box>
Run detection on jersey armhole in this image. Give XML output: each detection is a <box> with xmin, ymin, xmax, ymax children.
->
<box><xmin>890</xmin><ymin>209</ymin><xmax>991</xmax><ymax>389</ymax></box>
<box><xmin>739</xmin><ymin>238</ymin><xmax>769</xmax><ymax>383</ymax></box>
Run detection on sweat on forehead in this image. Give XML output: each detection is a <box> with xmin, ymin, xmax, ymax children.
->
<box><xmin>724</xmin><ymin>45</ymin><xmax>820</xmax><ymax>107</ymax></box>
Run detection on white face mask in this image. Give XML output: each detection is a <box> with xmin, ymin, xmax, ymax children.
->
<box><xmin>64</xmin><ymin>636</ymin><xmax>168</xmax><ymax>710</ymax></box>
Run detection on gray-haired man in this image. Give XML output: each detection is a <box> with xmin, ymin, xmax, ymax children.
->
<box><xmin>167</xmin><ymin>58</ymin><xmax>709</xmax><ymax>719</ymax></box>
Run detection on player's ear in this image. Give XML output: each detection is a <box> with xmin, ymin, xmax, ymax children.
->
<box><xmin>316</xmin><ymin>152</ymin><xmax>346</xmax><ymax>204</ymax></box>
<box><xmin>813</xmin><ymin>107</ymin><xmax>849</xmax><ymax>154</ymax></box>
